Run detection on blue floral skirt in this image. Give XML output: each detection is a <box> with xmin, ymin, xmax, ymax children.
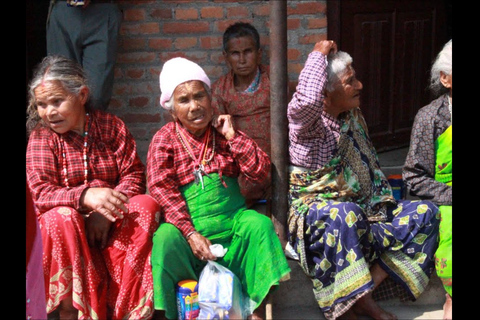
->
<box><xmin>288</xmin><ymin>199</ymin><xmax>439</xmax><ymax>319</ymax></box>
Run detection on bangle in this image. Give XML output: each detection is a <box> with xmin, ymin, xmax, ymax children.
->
<box><xmin>186</xmin><ymin>231</ymin><xmax>197</xmax><ymax>239</ymax></box>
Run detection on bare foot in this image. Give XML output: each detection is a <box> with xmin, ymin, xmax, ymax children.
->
<box><xmin>58</xmin><ymin>297</ymin><xmax>78</xmax><ymax>320</ymax></box>
<box><xmin>248</xmin><ymin>300</ymin><xmax>266</xmax><ymax>320</ymax></box>
<box><xmin>443</xmin><ymin>294</ymin><xmax>452</xmax><ymax>320</ymax></box>
<box><xmin>151</xmin><ymin>309</ymin><xmax>167</xmax><ymax>320</ymax></box>
<box><xmin>353</xmin><ymin>292</ymin><xmax>397</xmax><ymax>320</ymax></box>
<box><xmin>338</xmin><ymin>307</ymin><xmax>358</xmax><ymax>319</ymax></box>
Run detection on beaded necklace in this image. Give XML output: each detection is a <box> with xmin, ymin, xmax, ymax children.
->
<box><xmin>175</xmin><ymin>122</ymin><xmax>215</xmax><ymax>189</ymax></box>
<box><xmin>60</xmin><ymin>112</ymin><xmax>90</xmax><ymax>189</ymax></box>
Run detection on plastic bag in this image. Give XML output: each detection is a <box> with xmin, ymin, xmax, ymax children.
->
<box><xmin>197</xmin><ymin>261</ymin><xmax>246</xmax><ymax>320</ymax></box>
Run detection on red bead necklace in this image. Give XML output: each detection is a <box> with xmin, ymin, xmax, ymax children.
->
<box><xmin>60</xmin><ymin>112</ymin><xmax>90</xmax><ymax>189</ymax></box>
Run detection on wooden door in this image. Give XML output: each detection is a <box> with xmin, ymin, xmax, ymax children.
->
<box><xmin>327</xmin><ymin>0</ymin><xmax>451</xmax><ymax>151</ymax></box>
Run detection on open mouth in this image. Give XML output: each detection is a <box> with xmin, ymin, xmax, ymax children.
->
<box><xmin>190</xmin><ymin>114</ymin><xmax>205</xmax><ymax>123</ymax></box>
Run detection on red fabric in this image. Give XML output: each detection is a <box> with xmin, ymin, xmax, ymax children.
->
<box><xmin>26</xmin><ymin>182</ymin><xmax>36</xmax><ymax>268</ymax></box>
<box><xmin>39</xmin><ymin>195</ymin><xmax>159</xmax><ymax>319</ymax></box>
<box><xmin>26</xmin><ymin>110</ymin><xmax>158</xmax><ymax>319</ymax></box>
<box><xmin>147</xmin><ymin>121</ymin><xmax>270</xmax><ymax>237</ymax></box>
<box><xmin>211</xmin><ymin>65</ymin><xmax>271</xmax><ymax>203</ymax></box>
<box><xmin>26</xmin><ymin>110</ymin><xmax>146</xmax><ymax>215</ymax></box>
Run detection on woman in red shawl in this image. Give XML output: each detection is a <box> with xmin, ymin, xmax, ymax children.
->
<box><xmin>26</xmin><ymin>55</ymin><xmax>160</xmax><ymax>319</ymax></box>
<box><xmin>211</xmin><ymin>22</ymin><xmax>272</xmax><ymax>208</ymax></box>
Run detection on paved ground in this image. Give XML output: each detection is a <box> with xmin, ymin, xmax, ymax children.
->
<box><xmin>272</xmin><ymin>304</ymin><xmax>444</xmax><ymax>319</ymax></box>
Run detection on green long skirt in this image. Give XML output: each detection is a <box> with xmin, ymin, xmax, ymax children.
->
<box><xmin>151</xmin><ymin>174</ymin><xmax>291</xmax><ymax>319</ymax></box>
<box><xmin>435</xmin><ymin>205</ymin><xmax>452</xmax><ymax>297</ymax></box>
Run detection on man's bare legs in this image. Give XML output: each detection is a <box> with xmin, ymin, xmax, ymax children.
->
<box><xmin>443</xmin><ymin>293</ymin><xmax>452</xmax><ymax>320</ymax></box>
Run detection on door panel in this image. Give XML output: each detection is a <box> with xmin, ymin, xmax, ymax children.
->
<box><xmin>327</xmin><ymin>0</ymin><xmax>450</xmax><ymax>151</ymax></box>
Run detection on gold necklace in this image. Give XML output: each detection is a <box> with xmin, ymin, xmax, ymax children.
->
<box><xmin>175</xmin><ymin>122</ymin><xmax>215</xmax><ymax>189</ymax></box>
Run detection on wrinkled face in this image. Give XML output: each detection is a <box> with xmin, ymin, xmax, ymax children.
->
<box><xmin>326</xmin><ymin>65</ymin><xmax>363</xmax><ymax>115</ymax></box>
<box><xmin>224</xmin><ymin>36</ymin><xmax>261</xmax><ymax>77</ymax></box>
<box><xmin>34</xmin><ymin>80</ymin><xmax>87</xmax><ymax>135</ymax></box>
<box><xmin>171</xmin><ymin>80</ymin><xmax>213</xmax><ymax>136</ymax></box>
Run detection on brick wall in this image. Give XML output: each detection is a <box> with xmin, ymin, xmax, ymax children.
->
<box><xmin>111</xmin><ymin>0</ymin><xmax>327</xmax><ymax>162</ymax></box>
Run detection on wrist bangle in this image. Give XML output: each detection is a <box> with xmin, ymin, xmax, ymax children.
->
<box><xmin>186</xmin><ymin>231</ymin><xmax>197</xmax><ymax>239</ymax></box>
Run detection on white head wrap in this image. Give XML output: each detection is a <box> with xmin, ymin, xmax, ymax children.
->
<box><xmin>159</xmin><ymin>57</ymin><xmax>211</xmax><ymax>109</ymax></box>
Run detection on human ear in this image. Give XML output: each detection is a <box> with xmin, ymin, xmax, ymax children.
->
<box><xmin>439</xmin><ymin>71</ymin><xmax>452</xmax><ymax>89</ymax></box>
<box><xmin>79</xmin><ymin>86</ymin><xmax>90</xmax><ymax>104</ymax></box>
<box><xmin>169</xmin><ymin>109</ymin><xmax>178</xmax><ymax>122</ymax></box>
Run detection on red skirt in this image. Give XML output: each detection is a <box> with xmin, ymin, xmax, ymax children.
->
<box><xmin>38</xmin><ymin>194</ymin><xmax>160</xmax><ymax>319</ymax></box>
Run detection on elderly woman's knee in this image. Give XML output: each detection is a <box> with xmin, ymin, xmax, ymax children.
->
<box><xmin>153</xmin><ymin>223</ymin><xmax>183</xmax><ymax>247</ymax></box>
<box><xmin>128</xmin><ymin>194</ymin><xmax>161</xmax><ymax>225</ymax></box>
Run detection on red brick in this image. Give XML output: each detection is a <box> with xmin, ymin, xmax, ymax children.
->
<box><xmin>287</xmin><ymin>48</ymin><xmax>301</xmax><ymax>61</ymax></box>
<box><xmin>117</xmin><ymin>52</ymin><xmax>157</xmax><ymax>64</ymax></box>
<box><xmin>298</xmin><ymin>33</ymin><xmax>327</xmax><ymax>45</ymax></box>
<box><xmin>200</xmin><ymin>36</ymin><xmax>223</xmax><ymax>50</ymax></box>
<box><xmin>308</xmin><ymin>17</ymin><xmax>328</xmax><ymax>29</ymax></box>
<box><xmin>201</xmin><ymin>7</ymin><xmax>224</xmax><ymax>19</ymax></box>
<box><xmin>148</xmin><ymin>38</ymin><xmax>173</xmax><ymax>50</ymax></box>
<box><xmin>108</xmin><ymin>97</ymin><xmax>122</xmax><ymax>109</ymax></box>
<box><xmin>174</xmin><ymin>37</ymin><xmax>198</xmax><ymax>50</ymax></box>
<box><xmin>123</xmin><ymin>8</ymin><xmax>146</xmax><ymax>21</ymax></box>
<box><xmin>121</xmin><ymin>22</ymin><xmax>160</xmax><ymax>35</ymax></box>
<box><xmin>287</xmin><ymin>1</ymin><xmax>326</xmax><ymax>15</ymax></box>
<box><xmin>253</xmin><ymin>4</ymin><xmax>270</xmax><ymax>16</ymax></box>
<box><xmin>126</xmin><ymin>69</ymin><xmax>145</xmax><ymax>79</ymax></box>
<box><xmin>129</xmin><ymin>97</ymin><xmax>150</xmax><ymax>108</ymax></box>
<box><xmin>121</xmin><ymin>38</ymin><xmax>147</xmax><ymax>51</ymax></box>
<box><xmin>123</xmin><ymin>112</ymin><xmax>162</xmax><ymax>123</ymax></box>
<box><xmin>287</xmin><ymin>18</ymin><xmax>301</xmax><ymax>30</ymax></box>
<box><xmin>217</xmin><ymin>19</ymin><xmax>253</xmax><ymax>33</ymax></box>
<box><xmin>288</xmin><ymin>63</ymin><xmax>306</xmax><ymax>75</ymax></box>
<box><xmin>163</xmin><ymin>21</ymin><xmax>210</xmax><ymax>34</ymax></box>
<box><xmin>175</xmin><ymin>8</ymin><xmax>198</xmax><ymax>20</ymax></box>
<box><xmin>210</xmin><ymin>51</ymin><xmax>225</xmax><ymax>64</ymax></box>
<box><xmin>226</xmin><ymin>6</ymin><xmax>248</xmax><ymax>18</ymax></box>
<box><xmin>150</xmin><ymin>8</ymin><xmax>173</xmax><ymax>19</ymax></box>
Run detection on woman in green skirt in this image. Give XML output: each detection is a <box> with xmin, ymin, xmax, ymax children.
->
<box><xmin>147</xmin><ymin>57</ymin><xmax>291</xmax><ymax>320</ymax></box>
<box><xmin>403</xmin><ymin>39</ymin><xmax>452</xmax><ymax>320</ymax></box>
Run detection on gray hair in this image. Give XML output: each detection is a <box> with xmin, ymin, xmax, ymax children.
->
<box><xmin>26</xmin><ymin>55</ymin><xmax>91</xmax><ymax>134</ymax></box>
<box><xmin>430</xmin><ymin>39</ymin><xmax>452</xmax><ymax>97</ymax></box>
<box><xmin>325</xmin><ymin>51</ymin><xmax>353</xmax><ymax>92</ymax></box>
<box><xmin>163</xmin><ymin>81</ymin><xmax>212</xmax><ymax>112</ymax></box>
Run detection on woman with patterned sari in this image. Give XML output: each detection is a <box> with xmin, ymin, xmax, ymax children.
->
<box><xmin>147</xmin><ymin>57</ymin><xmax>290</xmax><ymax>320</ymax></box>
<box><xmin>287</xmin><ymin>40</ymin><xmax>440</xmax><ymax>320</ymax></box>
<box><xmin>26</xmin><ymin>55</ymin><xmax>160</xmax><ymax>319</ymax></box>
<box><xmin>403</xmin><ymin>39</ymin><xmax>452</xmax><ymax>320</ymax></box>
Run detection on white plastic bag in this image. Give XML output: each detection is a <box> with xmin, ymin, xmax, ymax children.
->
<box><xmin>197</xmin><ymin>261</ymin><xmax>246</xmax><ymax>319</ymax></box>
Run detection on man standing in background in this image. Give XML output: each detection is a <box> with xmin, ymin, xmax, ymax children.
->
<box><xmin>46</xmin><ymin>0</ymin><xmax>122</xmax><ymax>111</ymax></box>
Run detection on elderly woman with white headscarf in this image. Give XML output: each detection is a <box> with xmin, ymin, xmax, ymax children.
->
<box><xmin>146</xmin><ymin>57</ymin><xmax>290</xmax><ymax>320</ymax></box>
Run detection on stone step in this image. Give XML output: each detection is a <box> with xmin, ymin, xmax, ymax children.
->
<box><xmin>270</xmin><ymin>260</ymin><xmax>444</xmax><ymax>319</ymax></box>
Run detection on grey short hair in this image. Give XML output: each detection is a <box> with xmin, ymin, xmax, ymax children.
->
<box><xmin>325</xmin><ymin>51</ymin><xmax>353</xmax><ymax>92</ymax></box>
<box><xmin>430</xmin><ymin>39</ymin><xmax>452</xmax><ymax>97</ymax></box>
